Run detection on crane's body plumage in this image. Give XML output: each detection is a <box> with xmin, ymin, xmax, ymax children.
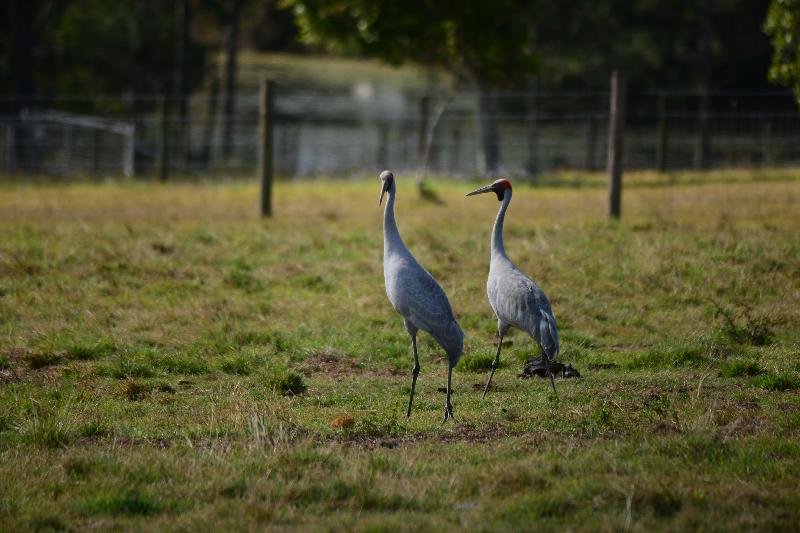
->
<box><xmin>468</xmin><ymin>180</ymin><xmax>559</xmax><ymax>395</ymax></box>
<box><xmin>380</xmin><ymin>171</ymin><xmax>462</xmax><ymax>420</ymax></box>
<box><xmin>383</xmin><ymin>255</ymin><xmax>464</xmax><ymax>360</ymax></box>
<box><xmin>488</xmin><ymin>258</ymin><xmax>559</xmax><ymax>360</ymax></box>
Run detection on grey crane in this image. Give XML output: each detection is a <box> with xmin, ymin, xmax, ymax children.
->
<box><xmin>467</xmin><ymin>178</ymin><xmax>559</xmax><ymax>397</ymax></box>
<box><xmin>379</xmin><ymin>170</ymin><xmax>463</xmax><ymax>421</ymax></box>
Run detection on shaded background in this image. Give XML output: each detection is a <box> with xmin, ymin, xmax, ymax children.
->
<box><xmin>2</xmin><ymin>0</ymin><xmax>800</xmax><ymax>179</ymax></box>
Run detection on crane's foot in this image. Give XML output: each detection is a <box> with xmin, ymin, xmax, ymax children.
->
<box><xmin>443</xmin><ymin>401</ymin><xmax>454</xmax><ymax>422</ymax></box>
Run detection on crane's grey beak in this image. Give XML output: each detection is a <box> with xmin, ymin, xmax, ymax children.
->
<box><xmin>466</xmin><ymin>184</ymin><xmax>496</xmax><ymax>196</ymax></box>
<box><xmin>379</xmin><ymin>181</ymin><xmax>389</xmax><ymax>206</ymax></box>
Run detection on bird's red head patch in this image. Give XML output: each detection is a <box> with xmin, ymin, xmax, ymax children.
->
<box><xmin>493</xmin><ymin>178</ymin><xmax>512</xmax><ymax>190</ymax></box>
<box><xmin>491</xmin><ymin>178</ymin><xmax>512</xmax><ymax>200</ymax></box>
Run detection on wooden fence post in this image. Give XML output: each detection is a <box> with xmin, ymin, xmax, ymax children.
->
<box><xmin>607</xmin><ymin>70</ymin><xmax>626</xmax><ymax>219</ymax></box>
<box><xmin>695</xmin><ymin>90</ymin><xmax>711</xmax><ymax>169</ymax></box>
<box><xmin>584</xmin><ymin>115</ymin><xmax>597</xmax><ymax>171</ymax></box>
<box><xmin>156</xmin><ymin>94</ymin><xmax>169</xmax><ymax>182</ymax></box>
<box><xmin>91</xmin><ymin>127</ymin><xmax>100</xmax><ymax>175</ymax></box>
<box><xmin>259</xmin><ymin>79</ymin><xmax>275</xmax><ymax>217</ymax></box>
<box><xmin>655</xmin><ymin>93</ymin><xmax>668</xmax><ymax>172</ymax></box>
<box><xmin>762</xmin><ymin>119</ymin><xmax>773</xmax><ymax>167</ymax></box>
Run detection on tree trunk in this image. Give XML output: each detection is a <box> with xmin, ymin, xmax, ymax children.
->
<box><xmin>174</xmin><ymin>0</ymin><xmax>190</xmax><ymax>173</ymax></box>
<box><xmin>201</xmin><ymin>77</ymin><xmax>220</xmax><ymax>170</ymax></box>
<box><xmin>222</xmin><ymin>1</ymin><xmax>241</xmax><ymax>162</ymax></box>
<box><xmin>475</xmin><ymin>82</ymin><xmax>499</xmax><ymax>175</ymax></box>
<box><xmin>417</xmin><ymin>95</ymin><xmax>429</xmax><ymax>167</ymax></box>
<box><xmin>9</xmin><ymin>0</ymin><xmax>35</xmax><ymax>172</ymax></box>
<box><xmin>696</xmin><ymin>0</ymin><xmax>713</xmax><ymax>169</ymax></box>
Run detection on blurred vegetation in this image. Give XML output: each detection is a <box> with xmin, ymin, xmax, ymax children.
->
<box><xmin>4</xmin><ymin>0</ymin><xmax>786</xmax><ymax>176</ymax></box>
<box><xmin>282</xmin><ymin>0</ymin><xmax>776</xmax><ymax>172</ymax></box>
<box><xmin>285</xmin><ymin>0</ymin><xmax>774</xmax><ymax>91</ymax></box>
<box><xmin>2</xmin><ymin>0</ymin><xmax>299</xmax><ymax>108</ymax></box>
<box><xmin>765</xmin><ymin>0</ymin><xmax>800</xmax><ymax>103</ymax></box>
<box><xmin>2</xmin><ymin>0</ymin><xmax>784</xmax><ymax>103</ymax></box>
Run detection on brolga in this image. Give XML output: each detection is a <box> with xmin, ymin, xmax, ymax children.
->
<box><xmin>467</xmin><ymin>178</ymin><xmax>560</xmax><ymax>397</ymax></box>
<box><xmin>379</xmin><ymin>170</ymin><xmax>463</xmax><ymax>421</ymax></box>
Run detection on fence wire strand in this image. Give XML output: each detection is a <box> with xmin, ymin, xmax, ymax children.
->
<box><xmin>2</xmin><ymin>90</ymin><xmax>799</xmax><ymax>178</ymax></box>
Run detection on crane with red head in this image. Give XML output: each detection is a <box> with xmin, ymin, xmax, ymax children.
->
<box><xmin>467</xmin><ymin>178</ymin><xmax>560</xmax><ymax>396</ymax></box>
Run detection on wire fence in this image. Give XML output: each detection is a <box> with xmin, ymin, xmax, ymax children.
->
<box><xmin>2</xmin><ymin>88</ymin><xmax>800</xmax><ymax>179</ymax></box>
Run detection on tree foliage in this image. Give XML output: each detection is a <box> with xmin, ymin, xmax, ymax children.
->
<box><xmin>285</xmin><ymin>0</ymin><xmax>540</xmax><ymax>87</ymax></box>
<box><xmin>765</xmin><ymin>0</ymin><xmax>800</xmax><ymax>102</ymax></box>
<box><xmin>0</xmin><ymin>0</ymin><xmax>780</xmax><ymax>102</ymax></box>
<box><xmin>53</xmin><ymin>0</ymin><xmax>190</xmax><ymax>95</ymax></box>
<box><xmin>285</xmin><ymin>0</ymin><xmax>773</xmax><ymax>91</ymax></box>
<box><xmin>2</xmin><ymin>0</ymin><xmax>222</xmax><ymax>106</ymax></box>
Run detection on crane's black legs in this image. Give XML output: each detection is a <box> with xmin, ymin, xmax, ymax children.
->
<box><xmin>443</xmin><ymin>362</ymin><xmax>454</xmax><ymax>422</ymax></box>
<box><xmin>406</xmin><ymin>330</ymin><xmax>420</xmax><ymax>418</ymax></box>
<box><xmin>482</xmin><ymin>330</ymin><xmax>505</xmax><ymax>399</ymax></box>
<box><xmin>546</xmin><ymin>357</ymin><xmax>557</xmax><ymax>395</ymax></box>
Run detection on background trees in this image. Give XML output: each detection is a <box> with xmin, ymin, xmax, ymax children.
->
<box><xmin>285</xmin><ymin>0</ymin><xmax>542</xmax><ymax>173</ymax></box>
<box><xmin>3</xmin><ymin>0</ymin><xmax>783</xmax><ymax>103</ymax></box>
<box><xmin>765</xmin><ymin>0</ymin><xmax>800</xmax><ymax>103</ymax></box>
<box><xmin>2</xmin><ymin>0</ymin><xmax>794</xmax><ymax>176</ymax></box>
<box><xmin>285</xmin><ymin>0</ymin><xmax>777</xmax><ymax>172</ymax></box>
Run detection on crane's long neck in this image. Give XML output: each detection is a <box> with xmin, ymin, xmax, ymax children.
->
<box><xmin>491</xmin><ymin>190</ymin><xmax>512</xmax><ymax>260</ymax></box>
<box><xmin>383</xmin><ymin>184</ymin><xmax>406</xmax><ymax>256</ymax></box>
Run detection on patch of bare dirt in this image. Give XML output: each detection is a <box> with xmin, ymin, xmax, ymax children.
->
<box><xmin>301</xmin><ymin>348</ymin><xmax>401</xmax><ymax>378</ymax></box>
<box><xmin>336</xmin><ymin>422</ymin><xmax>512</xmax><ymax>450</ymax></box>
<box><xmin>1</xmin><ymin>347</ymin><xmax>64</xmax><ymax>383</ymax></box>
<box><xmin>95</xmin><ymin>435</ymin><xmax>172</xmax><ymax>449</ymax></box>
<box><xmin>2</xmin><ymin>347</ymin><xmax>33</xmax><ymax>363</ymax></box>
<box><xmin>651</xmin><ymin>421</ymin><xmax>683</xmax><ymax>435</ymax></box>
<box><xmin>1</xmin><ymin>347</ymin><xmax>34</xmax><ymax>382</ymax></box>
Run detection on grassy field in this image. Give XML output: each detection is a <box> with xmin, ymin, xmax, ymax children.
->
<box><xmin>1</xmin><ymin>172</ymin><xmax>799</xmax><ymax>530</ymax></box>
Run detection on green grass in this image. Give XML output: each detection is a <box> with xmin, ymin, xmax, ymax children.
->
<box><xmin>720</xmin><ymin>359</ymin><xmax>764</xmax><ymax>377</ymax></box>
<box><xmin>627</xmin><ymin>343</ymin><xmax>709</xmax><ymax>369</ymax></box>
<box><xmin>458</xmin><ymin>350</ymin><xmax>500</xmax><ymax>372</ymax></box>
<box><xmin>268</xmin><ymin>366</ymin><xmax>307</xmax><ymax>395</ymax></box>
<box><xmin>1</xmin><ymin>171</ymin><xmax>799</xmax><ymax>529</ymax></box>
<box><xmin>751</xmin><ymin>372</ymin><xmax>800</xmax><ymax>391</ymax></box>
<box><xmin>65</xmin><ymin>340</ymin><xmax>116</xmax><ymax>361</ymax></box>
<box><xmin>83</xmin><ymin>489</ymin><xmax>164</xmax><ymax>516</ymax></box>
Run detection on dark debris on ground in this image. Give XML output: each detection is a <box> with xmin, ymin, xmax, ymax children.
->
<box><xmin>521</xmin><ymin>356</ymin><xmax>581</xmax><ymax>379</ymax></box>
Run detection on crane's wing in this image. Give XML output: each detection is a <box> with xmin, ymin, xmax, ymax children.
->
<box><xmin>396</xmin><ymin>263</ymin><xmax>463</xmax><ymax>353</ymax></box>
<box><xmin>538</xmin><ymin>309</ymin><xmax>559</xmax><ymax>361</ymax></box>
<box><xmin>489</xmin><ymin>263</ymin><xmax>559</xmax><ymax>360</ymax></box>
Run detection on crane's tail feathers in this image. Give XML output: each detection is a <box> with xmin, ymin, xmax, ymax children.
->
<box><xmin>539</xmin><ymin>311</ymin><xmax>560</xmax><ymax>362</ymax></box>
